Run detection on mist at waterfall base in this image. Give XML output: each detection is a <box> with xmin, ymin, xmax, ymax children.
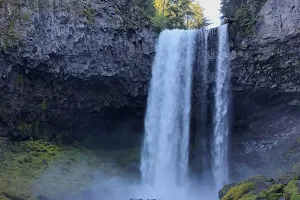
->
<box><xmin>33</xmin><ymin>25</ymin><xmax>230</xmax><ymax>200</ymax></box>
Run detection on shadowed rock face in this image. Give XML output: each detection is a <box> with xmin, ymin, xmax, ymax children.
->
<box><xmin>229</xmin><ymin>0</ymin><xmax>300</xmax><ymax>181</ymax></box>
<box><xmin>0</xmin><ymin>0</ymin><xmax>155</xmax><ymax>146</ymax></box>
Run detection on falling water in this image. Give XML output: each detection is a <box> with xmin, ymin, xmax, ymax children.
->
<box><xmin>212</xmin><ymin>24</ymin><xmax>231</xmax><ymax>190</ymax></box>
<box><xmin>192</xmin><ymin>28</ymin><xmax>211</xmax><ymax>179</ymax></box>
<box><xmin>140</xmin><ymin>25</ymin><xmax>230</xmax><ymax>199</ymax></box>
<box><xmin>140</xmin><ymin>29</ymin><xmax>197</xmax><ymax>190</ymax></box>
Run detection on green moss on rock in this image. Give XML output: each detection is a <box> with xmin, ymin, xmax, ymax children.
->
<box><xmin>219</xmin><ymin>183</ymin><xmax>236</xmax><ymax>199</ymax></box>
<box><xmin>269</xmin><ymin>193</ymin><xmax>283</xmax><ymax>200</ymax></box>
<box><xmin>83</xmin><ymin>5</ymin><xmax>94</xmax><ymax>24</ymax></box>
<box><xmin>0</xmin><ymin>139</ymin><xmax>124</xmax><ymax>200</ymax></box>
<box><xmin>222</xmin><ymin>182</ymin><xmax>255</xmax><ymax>200</ymax></box>
<box><xmin>0</xmin><ymin>140</ymin><xmax>62</xmax><ymax>200</ymax></box>
<box><xmin>260</xmin><ymin>184</ymin><xmax>283</xmax><ymax>195</ymax></box>
<box><xmin>284</xmin><ymin>180</ymin><xmax>300</xmax><ymax>200</ymax></box>
<box><xmin>240</xmin><ymin>193</ymin><xmax>258</xmax><ymax>200</ymax></box>
<box><xmin>259</xmin><ymin>184</ymin><xmax>284</xmax><ymax>200</ymax></box>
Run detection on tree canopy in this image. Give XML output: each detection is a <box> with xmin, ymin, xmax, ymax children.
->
<box><xmin>151</xmin><ymin>0</ymin><xmax>208</xmax><ymax>31</ymax></box>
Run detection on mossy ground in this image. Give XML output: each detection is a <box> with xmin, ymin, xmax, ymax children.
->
<box><xmin>284</xmin><ymin>180</ymin><xmax>300</xmax><ymax>200</ymax></box>
<box><xmin>0</xmin><ymin>138</ymin><xmax>139</xmax><ymax>200</ymax></box>
<box><xmin>222</xmin><ymin>182</ymin><xmax>255</xmax><ymax>200</ymax></box>
<box><xmin>259</xmin><ymin>184</ymin><xmax>284</xmax><ymax>200</ymax></box>
<box><xmin>221</xmin><ymin>165</ymin><xmax>300</xmax><ymax>200</ymax></box>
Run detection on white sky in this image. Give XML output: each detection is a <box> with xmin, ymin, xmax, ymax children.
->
<box><xmin>197</xmin><ymin>0</ymin><xmax>221</xmax><ymax>28</ymax></box>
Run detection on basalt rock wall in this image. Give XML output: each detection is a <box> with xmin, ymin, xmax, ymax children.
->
<box><xmin>0</xmin><ymin>0</ymin><xmax>155</xmax><ymax>148</ymax></box>
<box><xmin>229</xmin><ymin>0</ymin><xmax>300</xmax><ymax>180</ymax></box>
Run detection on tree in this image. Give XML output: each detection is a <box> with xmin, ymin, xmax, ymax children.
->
<box><xmin>188</xmin><ymin>2</ymin><xmax>206</xmax><ymax>29</ymax></box>
<box><xmin>149</xmin><ymin>0</ymin><xmax>207</xmax><ymax>30</ymax></box>
<box><xmin>166</xmin><ymin>0</ymin><xmax>194</xmax><ymax>29</ymax></box>
<box><xmin>154</xmin><ymin>0</ymin><xmax>168</xmax><ymax>14</ymax></box>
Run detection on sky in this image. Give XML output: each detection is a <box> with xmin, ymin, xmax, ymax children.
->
<box><xmin>197</xmin><ymin>0</ymin><xmax>221</xmax><ymax>28</ymax></box>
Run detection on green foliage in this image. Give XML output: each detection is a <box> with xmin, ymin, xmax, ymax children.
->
<box><xmin>83</xmin><ymin>5</ymin><xmax>94</xmax><ymax>24</ymax></box>
<box><xmin>188</xmin><ymin>3</ymin><xmax>207</xmax><ymax>29</ymax></box>
<box><xmin>23</xmin><ymin>13</ymin><xmax>30</xmax><ymax>21</ymax></box>
<box><xmin>0</xmin><ymin>139</ymin><xmax>121</xmax><ymax>200</ymax></box>
<box><xmin>221</xmin><ymin>0</ymin><xmax>268</xmax><ymax>19</ymax></box>
<box><xmin>235</xmin><ymin>4</ymin><xmax>254</xmax><ymax>34</ymax></box>
<box><xmin>0</xmin><ymin>140</ymin><xmax>62</xmax><ymax>200</ymax></box>
<box><xmin>166</xmin><ymin>0</ymin><xmax>189</xmax><ymax>29</ymax></box>
<box><xmin>220</xmin><ymin>0</ymin><xmax>268</xmax><ymax>34</ymax></box>
<box><xmin>154</xmin><ymin>0</ymin><xmax>167</xmax><ymax>13</ymax></box>
<box><xmin>150</xmin><ymin>11</ymin><xmax>168</xmax><ymax>31</ymax></box>
<box><xmin>149</xmin><ymin>0</ymin><xmax>207</xmax><ymax>31</ymax></box>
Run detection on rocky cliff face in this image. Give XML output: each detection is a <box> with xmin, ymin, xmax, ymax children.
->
<box><xmin>0</xmin><ymin>0</ymin><xmax>299</xmax><ymax>178</ymax></box>
<box><xmin>231</xmin><ymin>0</ymin><xmax>300</xmax><ymax>92</ymax></box>
<box><xmin>0</xmin><ymin>0</ymin><xmax>155</xmax><ymax>147</ymax></box>
<box><xmin>229</xmin><ymin>0</ymin><xmax>300</xmax><ymax>180</ymax></box>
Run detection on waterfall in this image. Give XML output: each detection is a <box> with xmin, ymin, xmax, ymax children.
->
<box><xmin>212</xmin><ymin>24</ymin><xmax>230</xmax><ymax>190</ymax></box>
<box><xmin>140</xmin><ymin>29</ymin><xmax>197</xmax><ymax>189</ymax></box>
<box><xmin>191</xmin><ymin>28</ymin><xmax>211</xmax><ymax>180</ymax></box>
<box><xmin>140</xmin><ymin>24</ymin><xmax>230</xmax><ymax>199</ymax></box>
